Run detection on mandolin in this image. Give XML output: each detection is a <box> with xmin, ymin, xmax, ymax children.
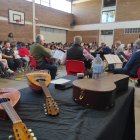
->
<box><xmin>26</xmin><ymin>73</ymin><xmax>59</xmax><ymax>116</ymax></box>
<box><xmin>0</xmin><ymin>98</ymin><xmax>37</xmax><ymax>140</ymax></box>
<box><xmin>0</xmin><ymin>88</ymin><xmax>21</xmax><ymax>120</ymax></box>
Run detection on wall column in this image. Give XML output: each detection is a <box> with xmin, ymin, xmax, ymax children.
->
<box><xmin>33</xmin><ymin>0</ymin><xmax>36</xmax><ymax>42</ymax></box>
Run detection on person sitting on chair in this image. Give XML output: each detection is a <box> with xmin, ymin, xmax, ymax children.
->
<box><xmin>112</xmin><ymin>38</ymin><xmax>140</xmax><ymax>87</ymax></box>
<box><xmin>30</xmin><ymin>34</ymin><xmax>57</xmax><ymax>79</ymax></box>
<box><xmin>62</xmin><ymin>36</ymin><xmax>94</xmax><ymax>69</ymax></box>
<box><xmin>2</xmin><ymin>41</ymin><xmax>23</xmax><ymax>71</ymax></box>
<box><xmin>61</xmin><ymin>36</ymin><xmax>94</xmax><ymax>77</ymax></box>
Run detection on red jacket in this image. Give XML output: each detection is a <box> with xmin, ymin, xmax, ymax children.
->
<box><xmin>18</xmin><ymin>48</ymin><xmax>30</xmax><ymax>57</ymax></box>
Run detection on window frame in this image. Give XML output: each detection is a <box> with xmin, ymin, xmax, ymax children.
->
<box><xmin>25</xmin><ymin>0</ymin><xmax>72</xmax><ymax>13</ymax></box>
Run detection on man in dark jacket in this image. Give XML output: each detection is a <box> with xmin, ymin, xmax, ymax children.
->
<box><xmin>66</xmin><ymin>36</ymin><xmax>94</xmax><ymax>69</ymax></box>
<box><xmin>113</xmin><ymin>38</ymin><xmax>140</xmax><ymax>86</ymax></box>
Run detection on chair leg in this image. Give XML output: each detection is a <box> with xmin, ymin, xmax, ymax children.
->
<box><xmin>129</xmin><ymin>78</ymin><xmax>138</xmax><ymax>83</ymax></box>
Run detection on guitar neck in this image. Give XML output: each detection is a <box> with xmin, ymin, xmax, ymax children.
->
<box><xmin>1</xmin><ymin>101</ymin><xmax>22</xmax><ymax>124</ymax></box>
<box><xmin>38</xmin><ymin>80</ymin><xmax>51</xmax><ymax>98</ymax></box>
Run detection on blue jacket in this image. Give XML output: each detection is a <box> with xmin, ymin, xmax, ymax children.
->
<box><xmin>124</xmin><ymin>50</ymin><xmax>140</xmax><ymax>75</ymax></box>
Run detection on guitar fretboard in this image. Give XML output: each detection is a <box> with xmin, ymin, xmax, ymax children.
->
<box><xmin>1</xmin><ymin>100</ymin><xmax>22</xmax><ymax>124</ymax></box>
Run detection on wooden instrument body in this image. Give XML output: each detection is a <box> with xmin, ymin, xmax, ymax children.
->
<box><xmin>26</xmin><ymin>73</ymin><xmax>51</xmax><ymax>92</ymax></box>
<box><xmin>73</xmin><ymin>74</ymin><xmax>129</xmax><ymax>110</ymax></box>
<box><xmin>0</xmin><ymin>88</ymin><xmax>20</xmax><ymax>120</ymax></box>
<box><xmin>26</xmin><ymin>72</ymin><xmax>59</xmax><ymax>116</ymax></box>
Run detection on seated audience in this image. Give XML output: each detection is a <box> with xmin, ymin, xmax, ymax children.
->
<box><xmin>114</xmin><ymin>41</ymin><xmax>127</xmax><ymax>67</ymax></box>
<box><xmin>113</xmin><ymin>38</ymin><xmax>140</xmax><ymax>87</ymax></box>
<box><xmin>11</xmin><ymin>44</ymin><xmax>27</xmax><ymax>71</ymax></box>
<box><xmin>0</xmin><ymin>41</ymin><xmax>4</xmax><ymax>51</ymax></box>
<box><xmin>2</xmin><ymin>41</ymin><xmax>23</xmax><ymax>71</ymax></box>
<box><xmin>0</xmin><ymin>49</ymin><xmax>14</xmax><ymax>74</ymax></box>
<box><xmin>18</xmin><ymin>42</ymin><xmax>30</xmax><ymax>69</ymax></box>
<box><xmin>0</xmin><ymin>61</ymin><xmax>6</xmax><ymax>77</ymax></box>
<box><xmin>30</xmin><ymin>34</ymin><xmax>57</xmax><ymax>79</ymax></box>
<box><xmin>123</xmin><ymin>44</ymin><xmax>132</xmax><ymax>60</ymax></box>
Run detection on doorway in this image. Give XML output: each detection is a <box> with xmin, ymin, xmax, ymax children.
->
<box><xmin>99</xmin><ymin>30</ymin><xmax>114</xmax><ymax>48</ymax></box>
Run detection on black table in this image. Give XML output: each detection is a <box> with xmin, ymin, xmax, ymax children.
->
<box><xmin>0</xmin><ymin>76</ymin><xmax>135</xmax><ymax>140</ymax></box>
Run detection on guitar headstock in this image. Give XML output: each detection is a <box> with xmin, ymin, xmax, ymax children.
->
<box><xmin>13</xmin><ymin>122</ymin><xmax>37</xmax><ymax>140</ymax></box>
<box><xmin>44</xmin><ymin>97</ymin><xmax>59</xmax><ymax>116</ymax></box>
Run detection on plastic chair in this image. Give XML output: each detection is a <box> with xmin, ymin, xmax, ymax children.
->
<box><xmin>129</xmin><ymin>67</ymin><xmax>140</xmax><ymax>82</ymax></box>
<box><xmin>29</xmin><ymin>55</ymin><xmax>38</xmax><ymax>71</ymax></box>
<box><xmin>28</xmin><ymin>55</ymin><xmax>49</xmax><ymax>73</ymax></box>
<box><xmin>66</xmin><ymin>60</ymin><xmax>86</xmax><ymax>76</ymax></box>
<box><xmin>137</xmin><ymin>67</ymin><xmax>140</xmax><ymax>79</ymax></box>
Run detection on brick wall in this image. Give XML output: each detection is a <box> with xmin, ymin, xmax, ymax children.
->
<box><xmin>72</xmin><ymin>0</ymin><xmax>102</xmax><ymax>25</ymax></box>
<box><xmin>116</xmin><ymin>0</ymin><xmax>140</xmax><ymax>21</ymax></box>
<box><xmin>0</xmin><ymin>21</ymin><xmax>36</xmax><ymax>43</ymax></box>
<box><xmin>1</xmin><ymin>0</ymin><xmax>140</xmax><ymax>44</ymax></box>
<box><xmin>0</xmin><ymin>0</ymin><xmax>73</xmax><ymax>43</ymax></box>
<box><xmin>67</xmin><ymin>30</ymin><xmax>99</xmax><ymax>43</ymax></box>
<box><xmin>114</xmin><ymin>29</ymin><xmax>140</xmax><ymax>45</ymax></box>
<box><xmin>69</xmin><ymin>0</ymin><xmax>140</xmax><ymax>44</ymax></box>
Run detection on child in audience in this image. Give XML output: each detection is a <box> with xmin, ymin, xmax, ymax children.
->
<box><xmin>11</xmin><ymin>44</ymin><xmax>26</xmax><ymax>72</ymax></box>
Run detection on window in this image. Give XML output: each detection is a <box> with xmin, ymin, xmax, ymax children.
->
<box><xmin>101</xmin><ymin>0</ymin><xmax>116</xmax><ymax>23</ymax></box>
<box><xmin>41</xmin><ymin>0</ymin><xmax>50</xmax><ymax>6</ymax></box>
<box><xmin>50</xmin><ymin>0</ymin><xmax>71</xmax><ymax>13</ymax></box>
<box><xmin>124</xmin><ymin>28</ymin><xmax>140</xmax><ymax>34</ymax></box>
<box><xmin>25</xmin><ymin>0</ymin><xmax>71</xmax><ymax>13</ymax></box>
<box><xmin>101</xmin><ymin>30</ymin><xmax>113</xmax><ymax>35</ymax></box>
<box><xmin>103</xmin><ymin>0</ymin><xmax>116</xmax><ymax>7</ymax></box>
<box><xmin>102</xmin><ymin>10</ymin><xmax>115</xmax><ymax>23</ymax></box>
<box><xmin>35</xmin><ymin>0</ymin><xmax>41</xmax><ymax>4</ymax></box>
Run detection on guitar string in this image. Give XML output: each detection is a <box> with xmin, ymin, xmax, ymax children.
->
<box><xmin>1</xmin><ymin>98</ymin><xmax>16</xmax><ymax>123</ymax></box>
<box><xmin>38</xmin><ymin>80</ymin><xmax>54</xmax><ymax>106</ymax></box>
<box><xmin>0</xmin><ymin>90</ymin><xmax>18</xmax><ymax>122</ymax></box>
<box><xmin>1</xmin><ymin>98</ymin><xmax>21</xmax><ymax>123</ymax></box>
<box><xmin>39</xmin><ymin>80</ymin><xmax>58</xmax><ymax>111</ymax></box>
<box><xmin>7</xmin><ymin>101</ymin><xmax>21</xmax><ymax>123</ymax></box>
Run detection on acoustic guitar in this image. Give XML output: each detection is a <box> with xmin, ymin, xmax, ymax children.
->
<box><xmin>26</xmin><ymin>73</ymin><xmax>59</xmax><ymax>116</ymax></box>
<box><xmin>0</xmin><ymin>98</ymin><xmax>37</xmax><ymax>140</ymax></box>
<box><xmin>73</xmin><ymin>74</ymin><xmax>129</xmax><ymax>110</ymax></box>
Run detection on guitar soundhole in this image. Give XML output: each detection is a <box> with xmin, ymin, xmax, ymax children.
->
<box><xmin>35</xmin><ymin>77</ymin><xmax>46</xmax><ymax>82</ymax></box>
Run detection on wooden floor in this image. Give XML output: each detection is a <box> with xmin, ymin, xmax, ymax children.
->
<box><xmin>0</xmin><ymin>65</ymin><xmax>140</xmax><ymax>140</ymax></box>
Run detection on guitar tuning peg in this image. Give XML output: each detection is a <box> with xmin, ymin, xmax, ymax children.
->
<box><xmin>8</xmin><ymin>135</ymin><xmax>14</xmax><ymax>140</ymax></box>
<box><xmin>33</xmin><ymin>137</ymin><xmax>37</xmax><ymax>140</ymax></box>
<box><xmin>28</xmin><ymin>129</ymin><xmax>32</xmax><ymax>132</ymax></box>
<box><xmin>43</xmin><ymin>104</ymin><xmax>46</xmax><ymax>107</ymax></box>
<box><xmin>45</xmin><ymin>112</ymin><xmax>47</xmax><ymax>115</ymax></box>
<box><xmin>30</xmin><ymin>133</ymin><xmax>34</xmax><ymax>137</ymax></box>
<box><xmin>44</xmin><ymin>109</ymin><xmax>47</xmax><ymax>112</ymax></box>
